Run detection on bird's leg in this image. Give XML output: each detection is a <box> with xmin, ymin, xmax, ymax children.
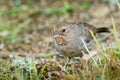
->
<box><xmin>61</xmin><ymin>57</ymin><xmax>70</xmax><ymax>71</ymax></box>
<box><xmin>81</xmin><ymin>51</ymin><xmax>91</xmax><ymax>65</ymax></box>
<box><xmin>81</xmin><ymin>51</ymin><xmax>86</xmax><ymax>55</ymax></box>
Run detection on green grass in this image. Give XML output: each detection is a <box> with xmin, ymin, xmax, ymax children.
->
<box><xmin>0</xmin><ymin>14</ymin><xmax>120</xmax><ymax>80</ymax></box>
<box><xmin>117</xmin><ymin>0</ymin><xmax>120</xmax><ymax>8</ymax></box>
<box><xmin>5</xmin><ymin>6</ymin><xmax>27</xmax><ymax>17</ymax></box>
<box><xmin>0</xmin><ymin>19</ymin><xmax>31</xmax><ymax>42</ymax></box>
<box><xmin>0</xmin><ymin>22</ymin><xmax>120</xmax><ymax>79</ymax></box>
<box><xmin>0</xmin><ymin>1</ymin><xmax>120</xmax><ymax>80</ymax></box>
<box><xmin>0</xmin><ymin>1</ymin><xmax>74</xmax><ymax>42</ymax></box>
<box><xmin>0</xmin><ymin>52</ymin><xmax>119</xmax><ymax>80</ymax></box>
<box><xmin>111</xmin><ymin>16</ymin><xmax>120</xmax><ymax>48</ymax></box>
<box><xmin>80</xmin><ymin>2</ymin><xmax>91</xmax><ymax>9</ymax></box>
<box><xmin>0</xmin><ymin>4</ymin><xmax>31</xmax><ymax>42</ymax></box>
<box><xmin>44</xmin><ymin>2</ymin><xmax>74</xmax><ymax>16</ymax></box>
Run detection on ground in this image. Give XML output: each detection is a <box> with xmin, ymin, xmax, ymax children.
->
<box><xmin>0</xmin><ymin>0</ymin><xmax>120</xmax><ymax>80</ymax></box>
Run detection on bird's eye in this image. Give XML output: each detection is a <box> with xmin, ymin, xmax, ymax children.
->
<box><xmin>62</xmin><ymin>29</ymin><xmax>66</xmax><ymax>32</ymax></box>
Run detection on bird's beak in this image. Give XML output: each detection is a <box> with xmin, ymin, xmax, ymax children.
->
<box><xmin>53</xmin><ymin>31</ymin><xmax>60</xmax><ymax>37</ymax></box>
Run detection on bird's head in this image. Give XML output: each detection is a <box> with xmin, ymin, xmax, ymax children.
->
<box><xmin>53</xmin><ymin>22</ymin><xmax>72</xmax><ymax>45</ymax></box>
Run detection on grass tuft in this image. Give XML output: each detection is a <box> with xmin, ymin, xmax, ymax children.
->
<box><xmin>111</xmin><ymin>16</ymin><xmax>120</xmax><ymax>48</ymax></box>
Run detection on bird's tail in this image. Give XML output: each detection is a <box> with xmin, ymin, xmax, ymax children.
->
<box><xmin>96</xmin><ymin>27</ymin><xmax>110</xmax><ymax>33</ymax></box>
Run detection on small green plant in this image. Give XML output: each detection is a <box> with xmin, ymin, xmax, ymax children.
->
<box><xmin>12</xmin><ymin>57</ymin><xmax>39</xmax><ymax>80</ymax></box>
<box><xmin>12</xmin><ymin>58</ymin><xmax>38</xmax><ymax>72</ymax></box>
<box><xmin>44</xmin><ymin>2</ymin><xmax>74</xmax><ymax>16</ymax></box>
<box><xmin>80</xmin><ymin>2</ymin><xmax>91</xmax><ymax>9</ymax></box>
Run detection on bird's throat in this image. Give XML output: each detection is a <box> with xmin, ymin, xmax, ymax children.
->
<box><xmin>55</xmin><ymin>35</ymin><xmax>66</xmax><ymax>45</ymax></box>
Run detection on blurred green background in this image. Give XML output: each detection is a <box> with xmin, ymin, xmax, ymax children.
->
<box><xmin>0</xmin><ymin>0</ymin><xmax>120</xmax><ymax>55</ymax></box>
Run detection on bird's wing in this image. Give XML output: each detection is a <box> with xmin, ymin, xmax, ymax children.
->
<box><xmin>79</xmin><ymin>22</ymin><xmax>96</xmax><ymax>34</ymax></box>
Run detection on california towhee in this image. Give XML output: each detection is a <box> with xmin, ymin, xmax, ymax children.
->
<box><xmin>53</xmin><ymin>22</ymin><xmax>110</xmax><ymax>58</ymax></box>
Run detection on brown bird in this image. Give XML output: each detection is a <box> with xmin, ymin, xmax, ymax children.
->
<box><xmin>53</xmin><ymin>22</ymin><xmax>110</xmax><ymax>58</ymax></box>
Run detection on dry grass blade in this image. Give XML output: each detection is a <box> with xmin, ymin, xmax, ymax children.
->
<box><xmin>80</xmin><ymin>38</ymin><xmax>100</xmax><ymax>70</ymax></box>
<box><xmin>117</xmin><ymin>1</ymin><xmax>120</xmax><ymax>9</ymax></box>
